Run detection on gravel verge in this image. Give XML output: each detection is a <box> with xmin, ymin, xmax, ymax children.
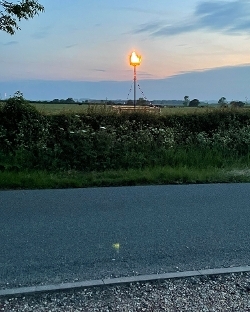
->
<box><xmin>1</xmin><ymin>272</ymin><xmax>250</xmax><ymax>311</ymax></box>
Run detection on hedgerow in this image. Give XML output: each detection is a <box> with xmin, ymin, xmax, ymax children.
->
<box><xmin>1</xmin><ymin>95</ymin><xmax>250</xmax><ymax>172</ymax></box>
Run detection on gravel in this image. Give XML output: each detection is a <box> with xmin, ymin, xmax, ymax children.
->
<box><xmin>1</xmin><ymin>272</ymin><xmax>250</xmax><ymax>311</ymax></box>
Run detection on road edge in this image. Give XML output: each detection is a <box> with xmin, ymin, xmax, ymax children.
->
<box><xmin>1</xmin><ymin>266</ymin><xmax>250</xmax><ymax>297</ymax></box>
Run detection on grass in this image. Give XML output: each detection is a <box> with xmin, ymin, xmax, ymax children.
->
<box><xmin>32</xmin><ymin>103</ymin><xmax>90</xmax><ymax>115</ymax></box>
<box><xmin>0</xmin><ymin>165</ymin><xmax>249</xmax><ymax>190</ymax></box>
<box><xmin>31</xmin><ymin>103</ymin><xmax>215</xmax><ymax>116</ymax></box>
<box><xmin>31</xmin><ymin>102</ymin><xmax>249</xmax><ymax>116</ymax></box>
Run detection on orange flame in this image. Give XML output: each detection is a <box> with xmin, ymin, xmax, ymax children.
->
<box><xmin>130</xmin><ymin>51</ymin><xmax>141</xmax><ymax>66</ymax></box>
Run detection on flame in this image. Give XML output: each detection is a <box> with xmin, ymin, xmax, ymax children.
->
<box><xmin>130</xmin><ymin>51</ymin><xmax>141</xmax><ymax>66</ymax></box>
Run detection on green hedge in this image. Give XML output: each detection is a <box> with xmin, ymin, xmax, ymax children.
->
<box><xmin>1</xmin><ymin>94</ymin><xmax>250</xmax><ymax>172</ymax></box>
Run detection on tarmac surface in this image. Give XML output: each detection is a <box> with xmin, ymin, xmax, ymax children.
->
<box><xmin>1</xmin><ymin>183</ymin><xmax>250</xmax><ymax>291</ymax></box>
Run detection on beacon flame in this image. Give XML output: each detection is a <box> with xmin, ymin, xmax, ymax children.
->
<box><xmin>130</xmin><ymin>51</ymin><xmax>141</xmax><ymax>66</ymax></box>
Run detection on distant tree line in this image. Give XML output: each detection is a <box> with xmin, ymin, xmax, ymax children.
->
<box><xmin>218</xmin><ymin>97</ymin><xmax>245</xmax><ymax>108</ymax></box>
<box><xmin>183</xmin><ymin>96</ymin><xmax>247</xmax><ymax>108</ymax></box>
<box><xmin>51</xmin><ymin>98</ymin><xmax>83</xmax><ymax>104</ymax></box>
<box><xmin>183</xmin><ymin>96</ymin><xmax>200</xmax><ymax>107</ymax></box>
<box><xmin>30</xmin><ymin>98</ymin><xmax>89</xmax><ymax>105</ymax></box>
<box><xmin>0</xmin><ymin>95</ymin><xmax>248</xmax><ymax>108</ymax></box>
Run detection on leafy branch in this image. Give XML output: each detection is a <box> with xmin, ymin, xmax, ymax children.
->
<box><xmin>0</xmin><ymin>0</ymin><xmax>44</xmax><ymax>34</ymax></box>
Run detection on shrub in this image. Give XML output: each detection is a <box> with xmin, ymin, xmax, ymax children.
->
<box><xmin>0</xmin><ymin>91</ymin><xmax>49</xmax><ymax>153</ymax></box>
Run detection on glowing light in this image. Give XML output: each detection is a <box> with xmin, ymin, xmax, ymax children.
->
<box><xmin>130</xmin><ymin>51</ymin><xmax>142</xmax><ymax>66</ymax></box>
<box><xmin>112</xmin><ymin>243</ymin><xmax>120</xmax><ymax>252</ymax></box>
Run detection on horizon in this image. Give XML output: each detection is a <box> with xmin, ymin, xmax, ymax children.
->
<box><xmin>1</xmin><ymin>63</ymin><xmax>250</xmax><ymax>102</ymax></box>
<box><xmin>1</xmin><ymin>1</ymin><xmax>250</xmax><ymax>101</ymax></box>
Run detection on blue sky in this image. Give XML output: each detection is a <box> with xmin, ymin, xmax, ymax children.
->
<box><xmin>1</xmin><ymin>0</ymin><xmax>250</xmax><ymax>101</ymax></box>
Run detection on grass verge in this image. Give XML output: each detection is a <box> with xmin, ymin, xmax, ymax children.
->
<box><xmin>0</xmin><ymin>166</ymin><xmax>249</xmax><ymax>190</ymax></box>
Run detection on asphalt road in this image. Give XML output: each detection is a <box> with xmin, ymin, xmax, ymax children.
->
<box><xmin>1</xmin><ymin>183</ymin><xmax>250</xmax><ymax>289</ymax></box>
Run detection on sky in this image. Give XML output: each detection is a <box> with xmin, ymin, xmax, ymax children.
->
<box><xmin>1</xmin><ymin>0</ymin><xmax>250</xmax><ymax>101</ymax></box>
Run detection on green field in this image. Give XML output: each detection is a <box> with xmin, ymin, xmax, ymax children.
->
<box><xmin>31</xmin><ymin>102</ymin><xmax>250</xmax><ymax>116</ymax></box>
<box><xmin>32</xmin><ymin>103</ymin><xmax>90</xmax><ymax>114</ymax></box>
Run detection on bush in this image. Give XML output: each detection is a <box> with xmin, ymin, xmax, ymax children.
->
<box><xmin>188</xmin><ymin>99</ymin><xmax>200</xmax><ymax>107</ymax></box>
<box><xmin>0</xmin><ymin>91</ymin><xmax>49</xmax><ymax>153</ymax></box>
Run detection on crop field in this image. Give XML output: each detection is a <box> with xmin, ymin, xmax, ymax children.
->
<box><xmin>32</xmin><ymin>103</ymin><xmax>90</xmax><ymax>114</ymax></box>
<box><xmin>32</xmin><ymin>102</ymin><xmax>216</xmax><ymax>115</ymax></box>
<box><xmin>31</xmin><ymin>102</ymin><xmax>250</xmax><ymax>116</ymax></box>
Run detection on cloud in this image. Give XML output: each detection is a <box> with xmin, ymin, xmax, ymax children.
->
<box><xmin>138</xmin><ymin>71</ymin><xmax>155</xmax><ymax>78</ymax></box>
<box><xmin>93</xmin><ymin>69</ymin><xmax>106</xmax><ymax>72</ymax></box>
<box><xmin>3</xmin><ymin>41</ymin><xmax>18</xmax><ymax>46</ymax></box>
<box><xmin>135</xmin><ymin>22</ymin><xmax>166</xmax><ymax>34</ymax></box>
<box><xmin>31</xmin><ymin>31</ymin><xmax>49</xmax><ymax>39</ymax></box>
<box><xmin>195</xmin><ymin>1</ymin><xmax>250</xmax><ymax>32</ymax></box>
<box><xmin>31</xmin><ymin>26</ymin><xmax>52</xmax><ymax>39</ymax></box>
<box><xmin>117</xmin><ymin>6</ymin><xmax>170</xmax><ymax>17</ymax></box>
<box><xmin>153</xmin><ymin>24</ymin><xmax>197</xmax><ymax>36</ymax></box>
<box><xmin>2</xmin><ymin>63</ymin><xmax>250</xmax><ymax>101</ymax></box>
<box><xmin>135</xmin><ymin>0</ymin><xmax>250</xmax><ymax>37</ymax></box>
<box><xmin>3</xmin><ymin>64</ymin><xmax>250</xmax><ymax>101</ymax></box>
<box><xmin>65</xmin><ymin>44</ymin><xmax>78</xmax><ymax>49</ymax></box>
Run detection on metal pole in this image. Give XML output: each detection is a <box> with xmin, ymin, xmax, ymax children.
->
<box><xmin>134</xmin><ymin>65</ymin><xmax>136</xmax><ymax>108</ymax></box>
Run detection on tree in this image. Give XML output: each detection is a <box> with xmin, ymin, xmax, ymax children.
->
<box><xmin>51</xmin><ymin>99</ymin><xmax>60</xmax><ymax>103</ymax></box>
<box><xmin>107</xmin><ymin>100</ymin><xmax>115</xmax><ymax>105</ymax></box>
<box><xmin>0</xmin><ymin>0</ymin><xmax>44</xmax><ymax>35</ymax></box>
<box><xmin>218</xmin><ymin>97</ymin><xmax>227</xmax><ymax>107</ymax></box>
<box><xmin>65</xmin><ymin>97</ymin><xmax>75</xmax><ymax>104</ymax></box>
<box><xmin>230</xmin><ymin>101</ymin><xmax>245</xmax><ymax>108</ymax></box>
<box><xmin>126</xmin><ymin>99</ymin><xmax>133</xmax><ymax>105</ymax></box>
<box><xmin>183</xmin><ymin>95</ymin><xmax>189</xmax><ymax>106</ymax></box>
<box><xmin>188</xmin><ymin>99</ymin><xmax>200</xmax><ymax>107</ymax></box>
<box><xmin>136</xmin><ymin>97</ymin><xmax>147</xmax><ymax>106</ymax></box>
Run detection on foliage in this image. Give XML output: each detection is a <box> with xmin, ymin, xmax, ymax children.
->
<box><xmin>0</xmin><ymin>165</ymin><xmax>244</xmax><ymax>189</ymax></box>
<box><xmin>230</xmin><ymin>101</ymin><xmax>245</xmax><ymax>108</ymax></box>
<box><xmin>189</xmin><ymin>99</ymin><xmax>200</xmax><ymax>107</ymax></box>
<box><xmin>183</xmin><ymin>95</ymin><xmax>189</xmax><ymax>106</ymax></box>
<box><xmin>0</xmin><ymin>91</ymin><xmax>49</xmax><ymax>155</ymax></box>
<box><xmin>1</xmin><ymin>95</ymin><xmax>250</xmax><ymax>175</ymax></box>
<box><xmin>218</xmin><ymin>97</ymin><xmax>228</xmax><ymax>108</ymax></box>
<box><xmin>51</xmin><ymin>98</ymin><xmax>77</xmax><ymax>104</ymax></box>
<box><xmin>137</xmin><ymin>97</ymin><xmax>147</xmax><ymax>106</ymax></box>
<box><xmin>0</xmin><ymin>0</ymin><xmax>44</xmax><ymax>34</ymax></box>
<box><xmin>127</xmin><ymin>99</ymin><xmax>133</xmax><ymax>105</ymax></box>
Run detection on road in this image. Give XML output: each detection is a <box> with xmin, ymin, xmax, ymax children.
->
<box><xmin>1</xmin><ymin>183</ymin><xmax>250</xmax><ymax>289</ymax></box>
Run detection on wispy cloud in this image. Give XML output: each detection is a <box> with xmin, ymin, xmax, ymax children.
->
<box><xmin>65</xmin><ymin>44</ymin><xmax>78</xmax><ymax>49</ymax></box>
<box><xmin>135</xmin><ymin>0</ymin><xmax>250</xmax><ymax>37</ymax></box>
<box><xmin>31</xmin><ymin>26</ymin><xmax>52</xmax><ymax>40</ymax></box>
<box><xmin>31</xmin><ymin>31</ymin><xmax>50</xmax><ymax>39</ymax></box>
<box><xmin>138</xmin><ymin>71</ymin><xmax>155</xmax><ymax>78</ymax></box>
<box><xmin>117</xmin><ymin>6</ymin><xmax>169</xmax><ymax>16</ymax></box>
<box><xmin>3</xmin><ymin>41</ymin><xmax>18</xmax><ymax>46</ymax></box>
<box><xmin>135</xmin><ymin>22</ymin><xmax>166</xmax><ymax>34</ymax></box>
